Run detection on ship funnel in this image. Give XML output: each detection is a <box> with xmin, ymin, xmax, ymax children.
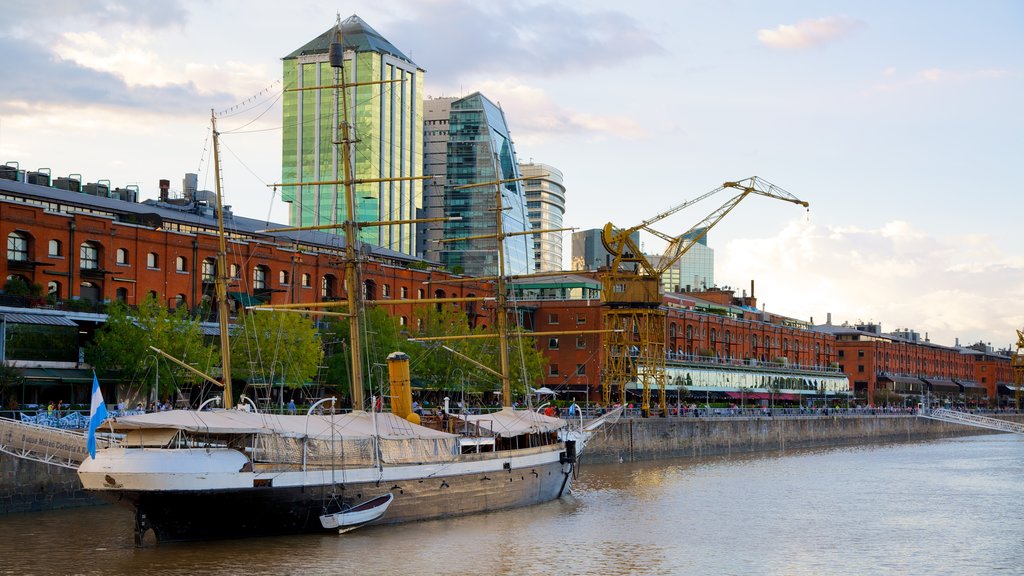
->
<box><xmin>387</xmin><ymin>351</ymin><xmax>418</xmax><ymax>424</ymax></box>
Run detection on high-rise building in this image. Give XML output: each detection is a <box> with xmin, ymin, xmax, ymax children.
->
<box><xmin>520</xmin><ymin>162</ymin><xmax>566</xmax><ymax>272</ymax></box>
<box><xmin>570</xmin><ymin>228</ymin><xmax>640</xmax><ymax>271</ymax></box>
<box><xmin>654</xmin><ymin>228</ymin><xmax>715</xmax><ymax>293</ymax></box>
<box><xmin>281</xmin><ymin>15</ymin><xmax>424</xmax><ymax>255</ymax></box>
<box><xmin>417</xmin><ymin>96</ymin><xmax>457</xmax><ymax>263</ymax></box>
<box><xmin>441</xmin><ymin>92</ymin><xmax>534</xmax><ymax>276</ymax></box>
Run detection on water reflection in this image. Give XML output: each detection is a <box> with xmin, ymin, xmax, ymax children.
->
<box><xmin>1</xmin><ymin>435</ymin><xmax>1022</xmax><ymax>575</ymax></box>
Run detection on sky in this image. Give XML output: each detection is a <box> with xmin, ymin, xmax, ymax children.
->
<box><xmin>1</xmin><ymin>0</ymin><xmax>1022</xmax><ymax>350</ymax></box>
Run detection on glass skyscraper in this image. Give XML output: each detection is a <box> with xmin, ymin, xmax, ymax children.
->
<box><xmin>441</xmin><ymin>92</ymin><xmax>534</xmax><ymax>276</ymax></box>
<box><xmin>281</xmin><ymin>15</ymin><xmax>423</xmax><ymax>255</ymax></box>
<box><xmin>520</xmin><ymin>162</ymin><xmax>566</xmax><ymax>272</ymax></box>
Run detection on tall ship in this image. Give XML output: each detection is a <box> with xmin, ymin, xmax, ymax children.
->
<box><xmin>77</xmin><ymin>20</ymin><xmax>612</xmax><ymax>544</ymax></box>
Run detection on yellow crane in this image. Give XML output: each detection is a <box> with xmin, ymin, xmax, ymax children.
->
<box><xmin>599</xmin><ymin>176</ymin><xmax>808</xmax><ymax>415</ymax></box>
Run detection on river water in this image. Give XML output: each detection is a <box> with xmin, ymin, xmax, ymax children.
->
<box><xmin>2</xmin><ymin>433</ymin><xmax>1022</xmax><ymax>575</ymax></box>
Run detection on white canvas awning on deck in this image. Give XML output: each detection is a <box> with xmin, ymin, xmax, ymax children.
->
<box><xmin>461</xmin><ymin>407</ymin><xmax>564</xmax><ymax>437</ymax></box>
<box><xmin>108</xmin><ymin>410</ymin><xmax>457</xmax><ymax>441</ymax></box>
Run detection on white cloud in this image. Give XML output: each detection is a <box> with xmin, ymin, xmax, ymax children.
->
<box><xmin>458</xmin><ymin>77</ymin><xmax>647</xmax><ymax>145</ymax></box>
<box><xmin>757</xmin><ymin>16</ymin><xmax>863</xmax><ymax>50</ymax></box>
<box><xmin>718</xmin><ymin>219</ymin><xmax>1024</xmax><ymax>349</ymax></box>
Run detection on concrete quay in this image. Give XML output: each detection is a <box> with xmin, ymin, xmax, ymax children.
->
<box><xmin>581</xmin><ymin>412</ymin><xmax>1024</xmax><ymax>464</ymax></box>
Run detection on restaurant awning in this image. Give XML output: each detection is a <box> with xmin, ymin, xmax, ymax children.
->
<box><xmin>925</xmin><ymin>378</ymin><xmax>960</xmax><ymax>394</ymax></box>
<box><xmin>1</xmin><ymin>312</ymin><xmax>78</xmax><ymax>327</ymax></box>
<box><xmin>955</xmin><ymin>380</ymin><xmax>987</xmax><ymax>395</ymax></box>
<box><xmin>879</xmin><ymin>374</ymin><xmax>925</xmax><ymax>393</ymax></box>
<box><xmin>227</xmin><ymin>292</ymin><xmax>263</xmax><ymax>307</ymax></box>
<box><xmin>19</xmin><ymin>368</ymin><xmax>95</xmax><ymax>385</ymax></box>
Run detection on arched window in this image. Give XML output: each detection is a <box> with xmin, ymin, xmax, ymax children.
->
<box><xmin>301</xmin><ymin>273</ymin><xmax>311</xmax><ymax>288</ymax></box>
<box><xmin>115</xmin><ymin>287</ymin><xmax>128</xmax><ymax>302</ymax></box>
<box><xmin>47</xmin><ymin>280</ymin><xmax>61</xmax><ymax>298</ymax></box>
<box><xmin>381</xmin><ymin>283</ymin><xmax>390</xmax><ymax>298</ymax></box>
<box><xmin>669</xmin><ymin>323</ymin><xmax>677</xmax><ymax>338</ymax></box>
<box><xmin>709</xmin><ymin>328</ymin><xmax>716</xmax><ymax>347</ymax></box>
<box><xmin>202</xmin><ymin>258</ymin><xmax>216</xmax><ymax>282</ymax></box>
<box><xmin>7</xmin><ymin>232</ymin><xmax>29</xmax><ymax>261</ymax></box>
<box><xmin>174</xmin><ymin>294</ymin><xmax>186</xmax><ymax>309</ymax></box>
<box><xmin>175</xmin><ymin>256</ymin><xmax>187</xmax><ymax>272</ymax></box>
<box><xmin>230</xmin><ymin>263</ymin><xmax>239</xmax><ymax>279</ymax></box>
<box><xmin>146</xmin><ymin>252</ymin><xmax>159</xmax><ymax>268</ymax></box>
<box><xmin>253</xmin><ymin>266</ymin><xmax>267</xmax><ymax>290</ymax></box>
<box><xmin>685</xmin><ymin>325</ymin><xmax>693</xmax><ymax>340</ymax></box>
<box><xmin>79</xmin><ymin>281</ymin><xmax>100</xmax><ymax>302</ymax></box>
<box><xmin>80</xmin><ymin>242</ymin><xmax>99</xmax><ymax>270</ymax></box>
<box><xmin>321</xmin><ymin>274</ymin><xmax>337</xmax><ymax>298</ymax></box>
<box><xmin>116</xmin><ymin>248</ymin><xmax>129</xmax><ymax>265</ymax></box>
<box><xmin>147</xmin><ymin>290</ymin><xmax>158</xmax><ymax>301</ymax></box>
<box><xmin>47</xmin><ymin>239</ymin><xmax>62</xmax><ymax>257</ymax></box>
<box><xmin>279</xmin><ymin>270</ymin><xmax>289</xmax><ymax>285</ymax></box>
<box><xmin>363</xmin><ymin>279</ymin><xmax>377</xmax><ymax>300</ymax></box>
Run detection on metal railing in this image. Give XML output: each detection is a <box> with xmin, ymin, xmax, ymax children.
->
<box><xmin>0</xmin><ymin>415</ymin><xmax>97</xmax><ymax>468</ymax></box>
<box><xmin>919</xmin><ymin>408</ymin><xmax>1024</xmax><ymax>434</ymax></box>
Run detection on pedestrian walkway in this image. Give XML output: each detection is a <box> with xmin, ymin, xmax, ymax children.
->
<box><xmin>0</xmin><ymin>416</ymin><xmax>92</xmax><ymax>469</ymax></box>
<box><xmin>919</xmin><ymin>408</ymin><xmax>1024</xmax><ymax>435</ymax></box>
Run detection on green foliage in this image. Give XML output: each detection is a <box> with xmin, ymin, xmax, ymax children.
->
<box><xmin>3</xmin><ymin>277</ymin><xmax>43</xmax><ymax>297</ymax></box>
<box><xmin>323</xmin><ymin>305</ymin><xmax>546</xmax><ymax>401</ymax></box>
<box><xmin>230</xmin><ymin>311</ymin><xmax>323</xmax><ymax>388</ymax></box>
<box><xmin>0</xmin><ymin>363</ymin><xmax>25</xmax><ymax>406</ymax></box>
<box><xmin>86</xmin><ymin>296</ymin><xmax>216</xmax><ymax>397</ymax></box>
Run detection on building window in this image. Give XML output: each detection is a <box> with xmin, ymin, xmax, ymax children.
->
<box><xmin>399</xmin><ymin>316</ymin><xmax>407</xmax><ymax>326</ymax></box>
<box><xmin>175</xmin><ymin>256</ymin><xmax>187</xmax><ymax>273</ymax></box>
<box><xmin>576</xmin><ymin>364</ymin><xmax>586</xmax><ymax>376</ymax></box>
<box><xmin>7</xmin><ymin>232</ymin><xmax>28</xmax><ymax>261</ymax></box>
<box><xmin>279</xmin><ymin>270</ymin><xmax>289</xmax><ymax>285</ymax></box>
<box><xmin>115</xmin><ymin>287</ymin><xmax>128</xmax><ymax>302</ymax></box>
<box><xmin>382</xmin><ymin>283</ymin><xmax>391</xmax><ymax>298</ymax></box>
<box><xmin>401</xmin><ymin>286</ymin><xmax>409</xmax><ymax>298</ymax></box>
<box><xmin>146</xmin><ymin>252</ymin><xmax>159</xmax><ymax>269</ymax></box>
<box><xmin>47</xmin><ymin>280</ymin><xmax>61</xmax><ymax>298</ymax></box>
<box><xmin>322</xmin><ymin>274</ymin><xmax>337</xmax><ymax>298</ymax></box>
<box><xmin>576</xmin><ymin>336</ymin><xmax>587</xmax><ymax>350</ymax></box>
<box><xmin>116</xmin><ymin>248</ymin><xmax>129</xmax><ymax>266</ymax></box>
<box><xmin>48</xmin><ymin>239</ymin><xmax>62</xmax><ymax>258</ymax></box>
<box><xmin>838</xmin><ymin>350</ymin><xmax>845</xmax><ymax>358</ymax></box>
<box><xmin>253</xmin><ymin>266</ymin><xmax>267</xmax><ymax>290</ymax></box>
<box><xmin>576</xmin><ymin>314</ymin><xmax>586</xmax><ymax>325</ymax></box>
<box><xmin>548</xmin><ymin>337</ymin><xmax>559</xmax><ymax>350</ymax></box>
<box><xmin>174</xmin><ymin>294</ymin><xmax>186</xmax><ymax>309</ymax></box>
<box><xmin>858</xmin><ymin>350</ymin><xmax>865</xmax><ymax>358</ymax></box>
<box><xmin>301</xmin><ymin>273</ymin><xmax>311</xmax><ymax>288</ymax></box>
<box><xmin>548</xmin><ymin>364</ymin><xmax>559</xmax><ymax>376</ymax></box>
<box><xmin>230</xmin><ymin>264</ymin><xmax>239</xmax><ymax>279</ymax></box>
<box><xmin>857</xmin><ymin>365</ymin><xmax>865</xmax><ymax>373</ymax></box>
<box><xmin>417</xmin><ymin>288</ymin><xmax>425</xmax><ymax>299</ymax></box>
<box><xmin>548</xmin><ymin>313</ymin><xmax>559</xmax><ymax>325</ymax></box>
<box><xmin>80</xmin><ymin>242</ymin><xmax>99</xmax><ymax>270</ymax></box>
<box><xmin>202</xmin><ymin>258</ymin><xmax>216</xmax><ymax>282</ymax></box>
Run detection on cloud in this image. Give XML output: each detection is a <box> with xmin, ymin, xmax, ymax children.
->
<box><xmin>455</xmin><ymin>78</ymin><xmax>647</xmax><ymax>145</ymax></box>
<box><xmin>379</xmin><ymin>1</ymin><xmax>664</xmax><ymax>83</ymax></box>
<box><xmin>718</xmin><ymin>219</ymin><xmax>1024</xmax><ymax>349</ymax></box>
<box><xmin>868</xmin><ymin>67</ymin><xmax>1013</xmax><ymax>94</ymax></box>
<box><xmin>757</xmin><ymin>16</ymin><xmax>863</xmax><ymax>50</ymax></box>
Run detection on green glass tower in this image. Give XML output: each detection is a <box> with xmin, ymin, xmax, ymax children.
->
<box><xmin>281</xmin><ymin>15</ymin><xmax>423</xmax><ymax>255</ymax></box>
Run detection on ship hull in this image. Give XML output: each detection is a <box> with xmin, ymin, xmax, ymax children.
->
<box><xmin>81</xmin><ymin>443</ymin><xmax>575</xmax><ymax>542</ymax></box>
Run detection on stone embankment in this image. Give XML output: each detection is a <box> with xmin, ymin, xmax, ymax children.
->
<box><xmin>582</xmin><ymin>413</ymin><xmax>1024</xmax><ymax>464</ymax></box>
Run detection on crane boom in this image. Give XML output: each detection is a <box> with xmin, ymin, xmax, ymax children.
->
<box><xmin>655</xmin><ymin>176</ymin><xmax>808</xmax><ymax>274</ymax></box>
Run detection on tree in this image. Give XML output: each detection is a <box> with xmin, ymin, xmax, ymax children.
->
<box><xmin>0</xmin><ymin>363</ymin><xmax>25</xmax><ymax>408</ymax></box>
<box><xmin>86</xmin><ymin>296</ymin><xmax>216</xmax><ymax>403</ymax></box>
<box><xmin>229</xmin><ymin>311</ymin><xmax>323</xmax><ymax>389</ymax></box>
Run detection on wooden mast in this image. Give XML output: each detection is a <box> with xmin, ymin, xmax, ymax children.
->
<box><xmin>331</xmin><ymin>21</ymin><xmax>366</xmax><ymax>411</ymax></box>
<box><xmin>492</xmin><ymin>175</ymin><xmax>512</xmax><ymax>408</ymax></box>
<box><xmin>210</xmin><ymin>110</ymin><xmax>234</xmax><ymax>409</ymax></box>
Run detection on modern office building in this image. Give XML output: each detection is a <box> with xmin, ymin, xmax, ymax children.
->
<box><xmin>520</xmin><ymin>162</ymin><xmax>566</xmax><ymax>272</ymax></box>
<box><xmin>417</xmin><ymin>96</ymin><xmax>456</xmax><ymax>263</ymax></box>
<box><xmin>280</xmin><ymin>15</ymin><xmax>424</xmax><ymax>256</ymax></box>
<box><xmin>656</xmin><ymin>228</ymin><xmax>715</xmax><ymax>293</ymax></box>
<box><xmin>570</xmin><ymin>228</ymin><xmax>640</xmax><ymax>272</ymax></box>
<box><xmin>440</xmin><ymin>92</ymin><xmax>534</xmax><ymax>276</ymax></box>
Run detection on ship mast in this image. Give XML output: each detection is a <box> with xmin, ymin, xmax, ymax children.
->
<box><xmin>331</xmin><ymin>22</ymin><xmax>366</xmax><ymax>411</ymax></box>
<box><xmin>210</xmin><ymin>110</ymin><xmax>234</xmax><ymax>409</ymax></box>
<box><xmin>492</xmin><ymin>180</ymin><xmax>512</xmax><ymax>408</ymax></box>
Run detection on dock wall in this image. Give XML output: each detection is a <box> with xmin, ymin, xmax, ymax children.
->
<box><xmin>582</xmin><ymin>414</ymin><xmax>1024</xmax><ymax>464</ymax></box>
<box><xmin>0</xmin><ymin>456</ymin><xmax>95</xmax><ymax>515</ymax></box>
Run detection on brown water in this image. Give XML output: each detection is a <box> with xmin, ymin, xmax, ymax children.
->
<box><xmin>2</xmin><ymin>434</ymin><xmax>1022</xmax><ymax>575</ymax></box>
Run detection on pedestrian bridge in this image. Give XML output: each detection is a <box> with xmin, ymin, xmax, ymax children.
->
<box><xmin>920</xmin><ymin>408</ymin><xmax>1024</xmax><ymax>435</ymax></box>
<box><xmin>0</xmin><ymin>416</ymin><xmax>90</xmax><ymax>469</ymax></box>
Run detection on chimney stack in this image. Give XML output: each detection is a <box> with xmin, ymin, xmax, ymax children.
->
<box><xmin>826</xmin><ymin>312</ymin><xmax>832</xmax><ymax>325</ymax></box>
<box><xmin>750</xmin><ymin>279</ymin><xmax>755</xmax><ymax>299</ymax></box>
<box><xmin>159</xmin><ymin>179</ymin><xmax>170</xmax><ymax>202</ymax></box>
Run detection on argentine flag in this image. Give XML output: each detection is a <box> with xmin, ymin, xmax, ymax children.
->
<box><xmin>87</xmin><ymin>372</ymin><xmax>108</xmax><ymax>460</ymax></box>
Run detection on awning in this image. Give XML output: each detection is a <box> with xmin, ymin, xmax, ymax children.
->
<box><xmin>19</xmin><ymin>368</ymin><xmax>95</xmax><ymax>384</ymax></box>
<box><xmin>227</xmin><ymin>292</ymin><xmax>263</xmax><ymax>307</ymax></box>
<box><xmin>925</xmin><ymin>378</ymin><xmax>960</xmax><ymax>394</ymax></box>
<box><xmin>955</xmin><ymin>380</ymin><xmax>987</xmax><ymax>395</ymax></box>
<box><xmin>0</xmin><ymin>312</ymin><xmax>77</xmax><ymax>327</ymax></box>
<box><xmin>879</xmin><ymin>374</ymin><xmax>925</xmax><ymax>393</ymax></box>
<box><xmin>997</xmin><ymin>384</ymin><xmax>1019</xmax><ymax>396</ymax></box>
